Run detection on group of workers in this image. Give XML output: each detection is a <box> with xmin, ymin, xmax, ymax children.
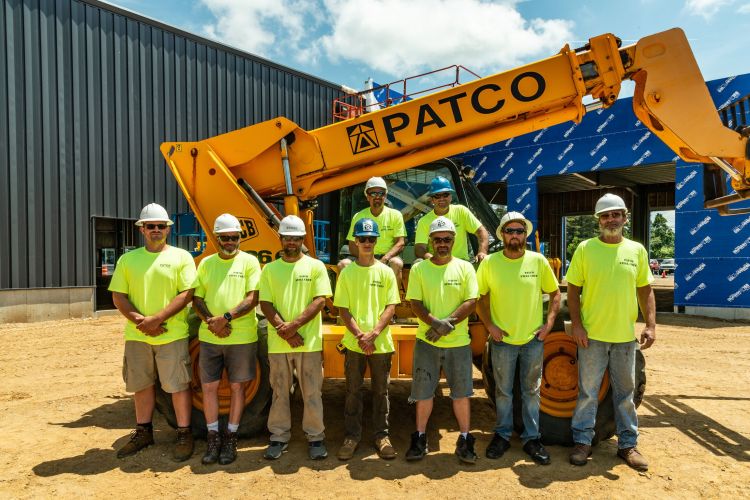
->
<box><xmin>109</xmin><ymin>176</ymin><xmax>656</xmax><ymax>473</ymax></box>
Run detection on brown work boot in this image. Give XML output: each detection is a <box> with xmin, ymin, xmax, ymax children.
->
<box><xmin>617</xmin><ymin>447</ymin><xmax>648</xmax><ymax>471</ymax></box>
<box><xmin>569</xmin><ymin>443</ymin><xmax>592</xmax><ymax>466</ymax></box>
<box><xmin>117</xmin><ymin>424</ymin><xmax>154</xmax><ymax>458</ymax></box>
<box><xmin>337</xmin><ymin>437</ymin><xmax>358</xmax><ymax>460</ymax></box>
<box><xmin>375</xmin><ymin>435</ymin><xmax>397</xmax><ymax>460</ymax></box>
<box><xmin>173</xmin><ymin>427</ymin><xmax>194</xmax><ymax>462</ymax></box>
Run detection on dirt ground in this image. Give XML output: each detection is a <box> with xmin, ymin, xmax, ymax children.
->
<box><xmin>1</xmin><ymin>312</ymin><xmax>749</xmax><ymax>499</ymax></box>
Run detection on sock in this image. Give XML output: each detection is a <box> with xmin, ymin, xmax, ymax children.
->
<box><xmin>228</xmin><ymin>423</ymin><xmax>239</xmax><ymax>433</ymax></box>
<box><xmin>137</xmin><ymin>422</ymin><xmax>152</xmax><ymax>431</ymax></box>
<box><xmin>207</xmin><ymin>421</ymin><xmax>219</xmax><ymax>433</ymax></box>
<box><xmin>460</xmin><ymin>432</ymin><xmax>468</xmax><ymax>438</ymax></box>
<box><xmin>418</xmin><ymin>431</ymin><xmax>425</xmax><ymax>437</ymax></box>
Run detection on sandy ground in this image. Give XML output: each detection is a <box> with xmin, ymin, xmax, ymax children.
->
<box><xmin>1</xmin><ymin>313</ymin><xmax>749</xmax><ymax>499</ymax></box>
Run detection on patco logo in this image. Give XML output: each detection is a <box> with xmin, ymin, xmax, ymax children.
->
<box><xmin>563</xmin><ymin>123</ymin><xmax>577</xmax><ymax>138</ymax></box>
<box><xmin>597</xmin><ymin>113</ymin><xmax>615</xmax><ymax>133</ymax></box>
<box><xmin>557</xmin><ymin>143</ymin><xmax>574</xmax><ymax>161</ymax></box>
<box><xmin>590</xmin><ymin>138</ymin><xmax>607</xmax><ymax>156</ymax></box>
<box><xmin>501</xmin><ymin>167</ymin><xmax>514</xmax><ymax>182</ymax></box>
<box><xmin>718</xmin><ymin>91</ymin><xmax>741</xmax><ymax>109</ymax></box>
<box><xmin>727</xmin><ymin>283</ymin><xmax>750</xmax><ymax>303</ymax></box>
<box><xmin>527</xmin><ymin>164</ymin><xmax>543</xmax><ymax>181</ymax></box>
<box><xmin>689</xmin><ymin>215</ymin><xmax>711</xmax><ymax>235</ymax></box>
<box><xmin>499</xmin><ymin>152</ymin><xmax>514</xmax><ymax>169</ymax></box>
<box><xmin>690</xmin><ymin>236</ymin><xmax>712</xmax><ymax>255</ymax></box>
<box><xmin>632</xmin><ymin>131</ymin><xmax>651</xmax><ymax>151</ymax></box>
<box><xmin>676</xmin><ymin>170</ymin><xmax>698</xmax><ymax>190</ymax></box>
<box><xmin>717</xmin><ymin>75</ymin><xmax>736</xmax><ymax>92</ymax></box>
<box><xmin>728</xmin><ymin>262</ymin><xmax>750</xmax><ymax>282</ymax></box>
<box><xmin>591</xmin><ymin>155</ymin><xmax>608</xmax><ymax>171</ymax></box>
<box><xmin>733</xmin><ymin>215</ymin><xmax>750</xmax><ymax>234</ymax></box>
<box><xmin>633</xmin><ymin>150</ymin><xmax>651</xmax><ymax>166</ymax></box>
<box><xmin>559</xmin><ymin>160</ymin><xmax>574</xmax><ymax>174</ymax></box>
<box><xmin>533</xmin><ymin>128</ymin><xmax>548</xmax><ymax>143</ymax></box>
<box><xmin>676</xmin><ymin>190</ymin><xmax>697</xmax><ymax>210</ymax></box>
<box><xmin>684</xmin><ymin>282</ymin><xmax>706</xmax><ymax>301</ymax></box>
<box><xmin>516</xmin><ymin>187</ymin><xmax>531</xmax><ymax>204</ymax></box>
<box><xmin>685</xmin><ymin>262</ymin><xmax>706</xmax><ymax>282</ymax></box>
<box><xmin>732</xmin><ymin>236</ymin><xmax>750</xmax><ymax>255</ymax></box>
<box><xmin>527</xmin><ymin>147</ymin><xmax>543</xmax><ymax>164</ymax></box>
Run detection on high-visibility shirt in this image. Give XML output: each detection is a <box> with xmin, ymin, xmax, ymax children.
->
<box><xmin>346</xmin><ymin>206</ymin><xmax>406</xmax><ymax>255</ymax></box>
<box><xmin>415</xmin><ymin>204</ymin><xmax>482</xmax><ymax>260</ymax></box>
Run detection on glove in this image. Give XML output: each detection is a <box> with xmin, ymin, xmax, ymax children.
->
<box><xmin>425</xmin><ymin>327</ymin><xmax>443</xmax><ymax>343</ymax></box>
<box><xmin>430</xmin><ymin>318</ymin><xmax>455</xmax><ymax>336</ymax></box>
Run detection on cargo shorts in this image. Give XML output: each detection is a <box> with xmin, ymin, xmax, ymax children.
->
<box><xmin>199</xmin><ymin>341</ymin><xmax>258</xmax><ymax>384</ymax></box>
<box><xmin>122</xmin><ymin>339</ymin><xmax>191</xmax><ymax>393</ymax></box>
<box><xmin>409</xmin><ymin>339</ymin><xmax>474</xmax><ymax>402</ymax></box>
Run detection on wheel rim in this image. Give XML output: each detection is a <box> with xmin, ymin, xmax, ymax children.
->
<box><xmin>188</xmin><ymin>337</ymin><xmax>262</xmax><ymax>414</ymax></box>
<box><xmin>540</xmin><ymin>332</ymin><xmax>609</xmax><ymax>418</ymax></box>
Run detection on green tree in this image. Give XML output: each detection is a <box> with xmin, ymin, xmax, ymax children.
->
<box><xmin>565</xmin><ymin>214</ymin><xmax>633</xmax><ymax>263</ymax></box>
<box><xmin>650</xmin><ymin>213</ymin><xmax>675</xmax><ymax>259</ymax></box>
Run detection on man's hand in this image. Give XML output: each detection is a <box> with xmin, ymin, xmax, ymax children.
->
<box><xmin>207</xmin><ymin>316</ymin><xmax>230</xmax><ymax>336</ymax></box>
<box><xmin>430</xmin><ymin>318</ymin><xmax>455</xmax><ymax>336</ymax></box>
<box><xmin>425</xmin><ymin>327</ymin><xmax>444</xmax><ymax>343</ymax></box>
<box><xmin>379</xmin><ymin>256</ymin><xmax>390</xmax><ymax>265</ymax></box>
<box><xmin>474</xmin><ymin>252</ymin><xmax>488</xmax><ymax>263</ymax></box>
<box><xmin>487</xmin><ymin>324</ymin><xmax>507</xmax><ymax>343</ymax></box>
<box><xmin>276</xmin><ymin>322</ymin><xmax>299</xmax><ymax>340</ymax></box>
<box><xmin>639</xmin><ymin>326</ymin><xmax>656</xmax><ymax>350</ymax></box>
<box><xmin>285</xmin><ymin>332</ymin><xmax>305</xmax><ymax>348</ymax></box>
<box><xmin>534</xmin><ymin>323</ymin><xmax>552</xmax><ymax>342</ymax></box>
<box><xmin>136</xmin><ymin>315</ymin><xmax>167</xmax><ymax>336</ymax></box>
<box><xmin>358</xmin><ymin>331</ymin><xmax>378</xmax><ymax>355</ymax></box>
<box><xmin>572</xmin><ymin>324</ymin><xmax>589</xmax><ymax>348</ymax></box>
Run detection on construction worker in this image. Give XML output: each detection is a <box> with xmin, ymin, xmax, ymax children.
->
<box><xmin>566</xmin><ymin>193</ymin><xmax>656</xmax><ymax>471</ymax></box>
<box><xmin>338</xmin><ymin>177</ymin><xmax>406</xmax><ymax>285</ymax></box>
<box><xmin>334</xmin><ymin>218</ymin><xmax>401</xmax><ymax>461</ymax></box>
<box><xmin>414</xmin><ymin>176</ymin><xmax>489</xmax><ymax>263</ymax></box>
<box><xmin>476</xmin><ymin>212</ymin><xmax>560</xmax><ymax>465</ymax></box>
<box><xmin>192</xmin><ymin>214</ymin><xmax>261</xmax><ymax>465</ymax></box>
<box><xmin>405</xmin><ymin>216</ymin><xmax>479</xmax><ymax>463</ymax></box>
<box><xmin>109</xmin><ymin>203</ymin><xmax>196</xmax><ymax>461</ymax></box>
<box><xmin>259</xmin><ymin>215</ymin><xmax>333</xmax><ymax>461</ymax></box>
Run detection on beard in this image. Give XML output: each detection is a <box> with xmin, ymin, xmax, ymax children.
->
<box><xmin>435</xmin><ymin>247</ymin><xmax>451</xmax><ymax>258</ymax></box>
<box><xmin>601</xmin><ymin>225</ymin><xmax>624</xmax><ymax>238</ymax></box>
<box><xmin>220</xmin><ymin>246</ymin><xmax>239</xmax><ymax>257</ymax></box>
<box><xmin>283</xmin><ymin>247</ymin><xmax>301</xmax><ymax>258</ymax></box>
<box><xmin>505</xmin><ymin>239</ymin><xmax>523</xmax><ymax>251</ymax></box>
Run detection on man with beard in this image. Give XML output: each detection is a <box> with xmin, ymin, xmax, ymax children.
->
<box><xmin>109</xmin><ymin>203</ymin><xmax>196</xmax><ymax>461</ymax></box>
<box><xmin>476</xmin><ymin>212</ymin><xmax>560</xmax><ymax>465</ymax></box>
<box><xmin>192</xmin><ymin>214</ymin><xmax>261</xmax><ymax>465</ymax></box>
<box><xmin>405</xmin><ymin>217</ymin><xmax>479</xmax><ymax>463</ymax></box>
<box><xmin>338</xmin><ymin>177</ymin><xmax>407</xmax><ymax>286</ymax></box>
<box><xmin>414</xmin><ymin>176</ymin><xmax>489</xmax><ymax>263</ymax></box>
<box><xmin>259</xmin><ymin>215</ymin><xmax>333</xmax><ymax>460</ymax></box>
<box><xmin>566</xmin><ymin>193</ymin><xmax>655</xmax><ymax>471</ymax></box>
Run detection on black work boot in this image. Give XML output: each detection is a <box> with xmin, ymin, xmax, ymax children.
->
<box><xmin>405</xmin><ymin>431</ymin><xmax>428</xmax><ymax>461</ymax></box>
<box><xmin>117</xmin><ymin>424</ymin><xmax>154</xmax><ymax>458</ymax></box>
<box><xmin>523</xmin><ymin>438</ymin><xmax>551</xmax><ymax>465</ymax></box>
<box><xmin>455</xmin><ymin>433</ymin><xmax>478</xmax><ymax>464</ymax></box>
<box><xmin>219</xmin><ymin>431</ymin><xmax>238</xmax><ymax>465</ymax></box>
<box><xmin>173</xmin><ymin>427</ymin><xmax>194</xmax><ymax>462</ymax></box>
<box><xmin>485</xmin><ymin>433</ymin><xmax>510</xmax><ymax>459</ymax></box>
<box><xmin>201</xmin><ymin>430</ymin><xmax>221</xmax><ymax>465</ymax></box>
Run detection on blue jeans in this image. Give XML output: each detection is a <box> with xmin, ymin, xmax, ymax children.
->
<box><xmin>490</xmin><ymin>337</ymin><xmax>544</xmax><ymax>443</ymax></box>
<box><xmin>571</xmin><ymin>339</ymin><xmax>638</xmax><ymax>449</ymax></box>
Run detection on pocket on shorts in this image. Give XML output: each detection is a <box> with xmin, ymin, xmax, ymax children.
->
<box><xmin>176</xmin><ymin>355</ymin><xmax>192</xmax><ymax>386</ymax></box>
<box><xmin>121</xmin><ymin>355</ymin><xmax>128</xmax><ymax>385</ymax></box>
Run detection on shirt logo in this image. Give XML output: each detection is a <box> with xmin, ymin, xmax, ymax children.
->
<box><xmin>619</xmin><ymin>257</ymin><xmax>637</xmax><ymax>268</ymax></box>
<box><xmin>444</xmin><ymin>279</ymin><xmax>460</xmax><ymax>286</ymax></box>
<box><xmin>295</xmin><ymin>274</ymin><xmax>312</xmax><ymax>283</ymax></box>
<box><xmin>520</xmin><ymin>271</ymin><xmax>538</xmax><ymax>278</ymax></box>
<box><xmin>370</xmin><ymin>279</ymin><xmax>384</xmax><ymax>288</ymax></box>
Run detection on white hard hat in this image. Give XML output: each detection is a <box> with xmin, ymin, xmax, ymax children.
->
<box><xmin>135</xmin><ymin>203</ymin><xmax>173</xmax><ymax>226</ymax></box>
<box><xmin>497</xmin><ymin>211</ymin><xmax>532</xmax><ymax>238</ymax></box>
<box><xmin>364</xmin><ymin>176</ymin><xmax>388</xmax><ymax>195</ymax></box>
<box><xmin>429</xmin><ymin>216</ymin><xmax>456</xmax><ymax>235</ymax></box>
<box><xmin>213</xmin><ymin>213</ymin><xmax>241</xmax><ymax>234</ymax></box>
<box><xmin>594</xmin><ymin>193</ymin><xmax>628</xmax><ymax>216</ymax></box>
<box><xmin>278</xmin><ymin>215</ymin><xmax>306</xmax><ymax>236</ymax></box>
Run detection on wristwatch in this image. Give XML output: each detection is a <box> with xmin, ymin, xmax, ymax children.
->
<box><xmin>223</xmin><ymin>312</ymin><xmax>233</xmax><ymax>322</ymax></box>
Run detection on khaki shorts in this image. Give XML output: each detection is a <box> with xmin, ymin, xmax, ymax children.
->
<box><xmin>122</xmin><ymin>339</ymin><xmax>192</xmax><ymax>393</ymax></box>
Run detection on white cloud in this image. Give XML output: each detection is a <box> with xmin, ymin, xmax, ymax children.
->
<box><xmin>685</xmin><ymin>0</ymin><xmax>733</xmax><ymax>18</ymax></box>
<box><xmin>739</xmin><ymin>2</ymin><xmax>750</xmax><ymax>12</ymax></box>
<box><xmin>319</xmin><ymin>0</ymin><xmax>573</xmax><ymax>77</ymax></box>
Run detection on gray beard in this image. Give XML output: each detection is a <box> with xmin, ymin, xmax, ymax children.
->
<box><xmin>220</xmin><ymin>247</ymin><xmax>239</xmax><ymax>257</ymax></box>
<box><xmin>601</xmin><ymin>226</ymin><xmax>624</xmax><ymax>238</ymax></box>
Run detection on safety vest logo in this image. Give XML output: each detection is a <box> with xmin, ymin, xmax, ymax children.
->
<box><xmin>347</xmin><ymin>120</ymin><xmax>380</xmax><ymax>155</ymax></box>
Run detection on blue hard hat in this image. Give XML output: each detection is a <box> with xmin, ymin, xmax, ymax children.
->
<box><xmin>353</xmin><ymin>218</ymin><xmax>380</xmax><ymax>237</ymax></box>
<box><xmin>428</xmin><ymin>176</ymin><xmax>454</xmax><ymax>196</ymax></box>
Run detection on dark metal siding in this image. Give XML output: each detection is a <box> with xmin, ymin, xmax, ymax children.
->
<box><xmin>0</xmin><ymin>0</ymin><xmax>341</xmax><ymax>289</ymax></box>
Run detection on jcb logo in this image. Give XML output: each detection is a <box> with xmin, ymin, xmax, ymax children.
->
<box><xmin>347</xmin><ymin>120</ymin><xmax>380</xmax><ymax>155</ymax></box>
<box><xmin>239</xmin><ymin>218</ymin><xmax>258</xmax><ymax>240</ymax></box>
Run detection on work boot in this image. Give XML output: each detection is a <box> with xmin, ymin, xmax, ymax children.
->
<box><xmin>263</xmin><ymin>441</ymin><xmax>288</xmax><ymax>460</ymax></box>
<box><xmin>173</xmin><ymin>427</ymin><xmax>194</xmax><ymax>462</ymax></box>
<box><xmin>523</xmin><ymin>439</ymin><xmax>551</xmax><ymax>465</ymax></box>
<box><xmin>617</xmin><ymin>447</ymin><xmax>649</xmax><ymax>471</ymax></box>
<box><xmin>485</xmin><ymin>433</ymin><xmax>510</xmax><ymax>459</ymax></box>
<box><xmin>569</xmin><ymin>443</ymin><xmax>592</xmax><ymax>466</ymax></box>
<box><xmin>116</xmin><ymin>424</ymin><xmax>154</xmax><ymax>458</ymax></box>
<box><xmin>375</xmin><ymin>435</ymin><xmax>397</xmax><ymax>460</ymax></box>
<box><xmin>218</xmin><ymin>431</ymin><xmax>238</xmax><ymax>465</ymax></box>
<box><xmin>337</xmin><ymin>438</ymin><xmax>358</xmax><ymax>460</ymax></box>
<box><xmin>455</xmin><ymin>433</ymin><xmax>478</xmax><ymax>464</ymax></box>
<box><xmin>309</xmin><ymin>441</ymin><xmax>328</xmax><ymax>460</ymax></box>
<box><xmin>201</xmin><ymin>430</ymin><xmax>221</xmax><ymax>465</ymax></box>
<box><xmin>405</xmin><ymin>431</ymin><xmax>428</xmax><ymax>461</ymax></box>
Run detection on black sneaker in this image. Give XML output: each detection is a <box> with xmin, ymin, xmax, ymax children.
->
<box><xmin>264</xmin><ymin>441</ymin><xmax>289</xmax><ymax>460</ymax></box>
<box><xmin>522</xmin><ymin>438</ymin><xmax>551</xmax><ymax>465</ymax></box>
<box><xmin>218</xmin><ymin>431</ymin><xmax>238</xmax><ymax>465</ymax></box>
<box><xmin>455</xmin><ymin>433</ymin><xmax>478</xmax><ymax>464</ymax></box>
<box><xmin>405</xmin><ymin>431</ymin><xmax>428</xmax><ymax>461</ymax></box>
<box><xmin>485</xmin><ymin>433</ymin><xmax>510</xmax><ymax>459</ymax></box>
<box><xmin>201</xmin><ymin>430</ymin><xmax>222</xmax><ymax>465</ymax></box>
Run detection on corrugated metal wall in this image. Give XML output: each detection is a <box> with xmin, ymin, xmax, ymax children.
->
<box><xmin>0</xmin><ymin>0</ymin><xmax>341</xmax><ymax>289</ymax></box>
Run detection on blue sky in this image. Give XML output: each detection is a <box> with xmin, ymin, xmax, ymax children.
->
<box><xmin>106</xmin><ymin>0</ymin><xmax>750</xmax><ymax>90</ymax></box>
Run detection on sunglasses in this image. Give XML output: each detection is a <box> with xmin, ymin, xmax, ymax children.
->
<box><xmin>503</xmin><ymin>227</ymin><xmax>526</xmax><ymax>235</ymax></box>
<box><xmin>145</xmin><ymin>223</ymin><xmax>167</xmax><ymax>230</ymax></box>
<box><xmin>357</xmin><ymin>236</ymin><xmax>377</xmax><ymax>243</ymax></box>
<box><xmin>218</xmin><ymin>235</ymin><xmax>240</xmax><ymax>242</ymax></box>
<box><xmin>367</xmin><ymin>190</ymin><xmax>386</xmax><ymax>198</ymax></box>
<box><xmin>431</xmin><ymin>236</ymin><xmax>454</xmax><ymax>244</ymax></box>
<box><xmin>431</xmin><ymin>192</ymin><xmax>451</xmax><ymax>199</ymax></box>
<box><xmin>282</xmin><ymin>236</ymin><xmax>304</xmax><ymax>242</ymax></box>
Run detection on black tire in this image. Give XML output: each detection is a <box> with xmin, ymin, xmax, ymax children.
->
<box><xmin>155</xmin><ymin>313</ymin><xmax>272</xmax><ymax>438</ymax></box>
<box><xmin>481</xmin><ymin>339</ymin><xmax>647</xmax><ymax>446</ymax></box>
